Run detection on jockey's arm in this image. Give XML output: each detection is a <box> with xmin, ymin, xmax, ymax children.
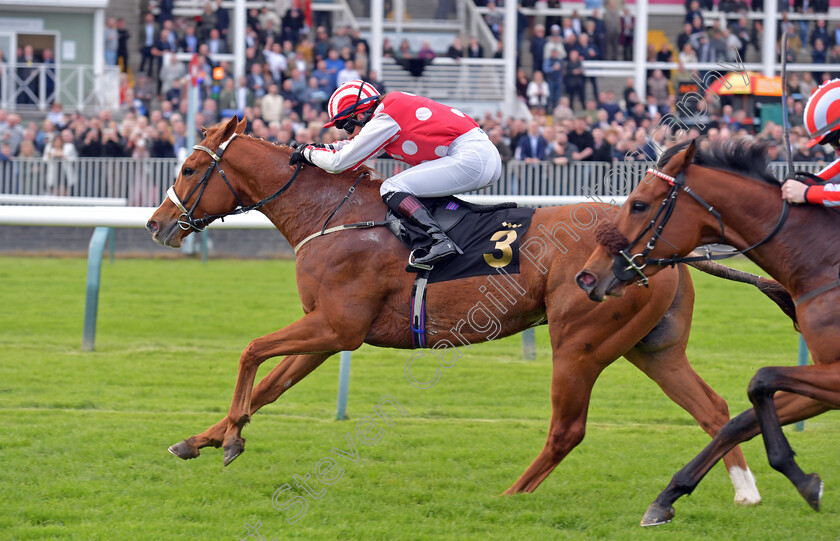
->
<box><xmin>805</xmin><ymin>182</ymin><xmax>840</xmax><ymax>206</ymax></box>
<box><xmin>806</xmin><ymin>158</ymin><xmax>840</xmax><ymax>206</ymax></box>
<box><xmin>815</xmin><ymin>157</ymin><xmax>840</xmax><ymax>182</ymax></box>
<box><xmin>305</xmin><ymin>114</ymin><xmax>400</xmax><ymax>173</ymax></box>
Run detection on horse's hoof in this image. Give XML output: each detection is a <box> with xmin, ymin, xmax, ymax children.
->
<box><xmin>168</xmin><ymin>440</ymin><xmax>200</xmax><ymax>460</ymax></box>
<box><xmin>223</xmin><ymin>439</ymin><xmax>245</xmax><ymax>466</ymax></box>
<box><xmin>798</xmin><ymin>473</ymin><xmax>824</xmax><ymax>512</ymax></box>
<box><xmin>640</xmin><ymin>502</ymin><xmax>675</xmax><ymax>527</ymax></box>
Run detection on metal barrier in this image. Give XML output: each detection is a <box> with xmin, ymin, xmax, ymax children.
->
<box><xmin>1</xmin><ymin>158</ymin><xmax>824</xmax><ymax>204</ymax></box>
<box><xmin>0</xmin><ymin>158</ymin><xmax>179</xmax><ymax>206</ymax></box>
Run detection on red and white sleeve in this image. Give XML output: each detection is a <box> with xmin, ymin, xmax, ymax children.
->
<box><xmin>814</xmin><ymin>158</ymin><xmax>840</xmax><ymax>182</ymax></box>
<box><xmin>306</xmin><ymin>114</ymin><xmax>400</xmax><ymax>173</ymax></box>
<box><xmin>805</xmin><ymin>183</ymin><xmax>840</xmax><ymax>206</ymax></box>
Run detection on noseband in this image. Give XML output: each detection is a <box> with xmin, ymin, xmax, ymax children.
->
<box><xmin>613</xmin><ymin>168</ymin><xmax>790</xmax><ymax>287</ymax></box>
<box><xmin>167</xmin><ymin>134</ymin><xmax>304</xmax><ymax>231</ymax></box>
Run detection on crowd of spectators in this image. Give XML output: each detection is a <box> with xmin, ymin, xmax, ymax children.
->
<box><xmin>2</xmin><ymin>0</ymin><xmax>840</xmax><ymax>181</ymax></box>
<box><xmin>513</xmin><ymin>0</ymin><xmax>840</xmax><ymax>116</ymax></box>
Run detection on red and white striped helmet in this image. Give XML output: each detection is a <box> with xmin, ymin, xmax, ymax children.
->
<box><xmin>323</xmin><ymin>80</ymin><xmax>381</xmax><ymax>128</ymax></box>
<box><xmin>804</xmin><ymin>78</ymin><xmax>840</xmax><ymax>147</ymax></box>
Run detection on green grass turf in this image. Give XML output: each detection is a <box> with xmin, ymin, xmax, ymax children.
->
<box><xmin>0</xmin><ymin>256</ymin><xmax>838</xmax><ymax>540</ymax></box>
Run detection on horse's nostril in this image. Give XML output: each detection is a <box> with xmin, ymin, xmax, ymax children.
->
<box><xmin>146</xmin><ymin>220</ymin><xmax>159</xmax><ymax>234</ymax></box>
<box><xmin>576</xmin><ymin>271</ymin><xmax>597</xmax><ymax>289</ymax></box>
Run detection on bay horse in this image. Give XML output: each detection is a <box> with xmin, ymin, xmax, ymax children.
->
<box><xmin>146</xmin><ymin>117</ymin><xmax>785</xmax><ymax>502</ymax></box>
<box><xmin>577</xmin><ymin>138</ymin><xmax>839</xmax><ymax>525</ymax></box>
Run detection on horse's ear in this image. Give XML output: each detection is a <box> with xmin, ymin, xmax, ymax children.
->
<box><xmin>220</xmin><ymin>115</ymin><xmax>238</xmax><ymax>141</ymax></box>
<box><xmin>682</xmin><ymin>139</ymin><xmax>697</xmax><ymax>169</ymax></box>
<box><xmin>235</xmin><ymin>116</ymin><xmax>247</xmax><ymax>134</ymax></box>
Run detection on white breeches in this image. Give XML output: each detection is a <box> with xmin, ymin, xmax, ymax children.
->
<box><xmin>380</xmin><ymin>128</ymin><xmax>503</xmax><ymax>197</ymax></box>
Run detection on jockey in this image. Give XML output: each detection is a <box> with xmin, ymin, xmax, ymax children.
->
<box><xmin>781</xmin><ymin>78</ymin><xmax>840</xmax><ymax>206</ymax></box>
<box><xmin>290</xmin><ymin>80</ymin><xmax>503</xmax><ymax>267</ymax></box>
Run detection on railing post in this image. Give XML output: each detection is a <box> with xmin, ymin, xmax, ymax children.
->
<box><xmin>108</xmin><ymin>227</ymin><xmax>116</xmax><ymax>263</ymax></box>
<box><xmin>38</xmin><ymin>65</ymin><xmax>46</xmax><ymax>111</ymax></box>
<box><xmin>336</xmin><ymin>350</ymin><xmax>352</xmax><ymax>420</ymax></box>
<box><xmin>795</xmin><ymin>335</ymin><xmax>809</xmax><ymax>431</ymax></box>
<box><xmin>522</xmin><ymin>328</ymin><xmax>536</xmax><ymax>360</ymax></box>
<box><xmin>82</xmin><ymin>226</ymin><xmax>111</xmax><ymax>351</ymax></box>
<box><xmin>77</xmin><ymin>65</ymin><xmax>84</xmax><ymax>111</ymax></box>
<box><xmin>201</xmin><ymin>229</ymin><xmax>209</xmax><ymax>263</ymax></box>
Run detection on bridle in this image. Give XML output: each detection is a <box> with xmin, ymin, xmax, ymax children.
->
<box><xmin>612</xmin><ymin>167</ymin><xmax>790</xmax><ymax>287</ymax></box>
<box><xmin>167</xmin><ymin>133</ymin><xmax>304</xmax><ymax>231</ymax></box>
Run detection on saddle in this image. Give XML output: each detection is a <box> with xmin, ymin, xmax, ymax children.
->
<box><xmin>384</xmin><ymin>195</ymin><xmax>535</xmax><ymax>348</ymax></box>
<box><xmin>385</xmin><ymin>195</ymin><xmax>535</xmax><ymax>284</ymax></box>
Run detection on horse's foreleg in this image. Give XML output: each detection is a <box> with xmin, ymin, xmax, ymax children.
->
<box><xmin>169</xmin><ymin>352</ymin><xmax>332</xmax><ymax>460</ymax></box>
<box><xmin>222</xmin><ymin>310</ymin><xmax>364</xmax><ymax>466</ymax></box>
<box><xmin>746</xmin><ymin>364</ymin><xmax>840</xmax><ymax>511</ymax></box>
<box><xmin>505</xmin><ymin>356</ymin><xmax>602</xmax><ymax>494</ymax></box>
<box><xmin>625</xmin><ymin>348</ymin><xmax>760</xmax><ymax>506</ymax></box>
<box><xmin>641</xmin><ymin>392</ymin><xmax>829</xmax><ymax>526</ymax></box>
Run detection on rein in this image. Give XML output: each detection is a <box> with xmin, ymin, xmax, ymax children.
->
<box><xmin>613</xmin><ymin>168</ymin><xmax>790</xmax><ymax>286</ymax></box>
<box><xmin>167</xmin><ymin>134</ymin><xmax>304</xmax><ymax>232</ymax></box>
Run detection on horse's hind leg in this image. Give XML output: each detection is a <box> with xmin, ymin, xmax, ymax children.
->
<box><xmin>625</xmin><ymin>347</ymin><xmax>760</xmax><ymax>505</ymax></box>
<box><xmin>642</xmin><ymin>393</ymin><xmax>830</xmax><ymax>526</ymax></box>
<box><xmin>504</xmin><ymin>348</ymin><xmax>604</xmax><ymax>494</ymax></box>
<box><xmin>747</xmin><ymin>363</ymin><xmax>840</xmax><ymax>510</ymax></box>
<box><xmin>169</xmin><ymin>352</ymin><xmax>333</xmax><ymax>460</ymax></box>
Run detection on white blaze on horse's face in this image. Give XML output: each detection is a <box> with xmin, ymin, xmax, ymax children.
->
<box><xmin>147</xmin><ymin>133</ymin><xmax>241</xmax><ymax>247</ymax></box>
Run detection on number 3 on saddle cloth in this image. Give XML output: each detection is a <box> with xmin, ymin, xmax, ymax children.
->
<box><xmin>384</xmin><ymin>196</ymin><xmax>535</xmax><ymax>348</ymax></box>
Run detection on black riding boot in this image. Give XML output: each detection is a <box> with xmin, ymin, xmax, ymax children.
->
<box><xmin>383</xmin><ymin>191</ymin><xmax>463</xmax><ymax>267</ymax></box>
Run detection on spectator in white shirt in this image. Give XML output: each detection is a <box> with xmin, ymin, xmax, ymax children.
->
<box><xmin>336</xmin><ymin>60</ymin><xmax>362</xmax><ymax>87</ymax></box>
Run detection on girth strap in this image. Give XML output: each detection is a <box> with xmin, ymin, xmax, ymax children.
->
<box><xmin>293</xmin><ymin>220</ymin><xmax>394</xmax><ymax>253</ymax></box>
<box><xmin>410</xmin><ymin>270</ymin><xmax>431</xmax><ymax>348</ymax></box>
<box><xmin>794</xmin><ymin>277</ymin><xmax>840</xmax><ymax>306</ymax></box>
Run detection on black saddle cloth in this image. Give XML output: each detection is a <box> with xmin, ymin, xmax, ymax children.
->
<box><xmin>387</xmin><ymin>195</ymin><xmax>535</xmax><ymax>284</ymax></box>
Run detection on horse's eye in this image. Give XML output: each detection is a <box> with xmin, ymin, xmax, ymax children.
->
<box><xmin>182</xmin><ymin>167</ymin><xmax>194</xmax><ymax>176</ymax></box>
<box><xmin>631</xmin><ymin>200</ymin><xmax>649</xmax><ymax>213</ymax></box>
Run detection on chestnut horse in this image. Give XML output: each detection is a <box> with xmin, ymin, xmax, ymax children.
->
<box><xmin>147</xmin><ymin>117</ymin><xmax>779</xmax><ymax>501</ymax></box>
<box><xmin>577</xmin><ymin>138</ymin><xmax>839</xmax><ymax>525</ymax></box>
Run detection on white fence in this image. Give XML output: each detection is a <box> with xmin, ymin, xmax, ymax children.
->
<box><xmin>0</xmin><ymin>157</ymin><xmax>822</xmax><ymax>206</ymax></box>
<box><xmin>0</xmin><ymin>158</ymin><xmax>179</xmax><ymax>207</ymax></box>
<box><xmin>1</xmin><ymin>64</ymin><xmax>121</xmax><ymax>114</ymax></box>
<box><xmin>381</xmin><ymin>57</ymin><xmax>505</xmax><ymax>103</ymax></box>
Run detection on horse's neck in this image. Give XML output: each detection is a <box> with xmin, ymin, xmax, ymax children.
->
<box><xmin>706</xmin><ymin>171</ymin><xmax>840</xmax><ymax>297</ymax></box>
<box><xmin>241</xmin><ymin>154</ymin><xmax>381</xmax><ymax>249</ymax></box>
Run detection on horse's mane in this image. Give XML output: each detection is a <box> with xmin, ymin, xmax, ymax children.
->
<box><xmin>658</xmin><ymin>139</ymin><xmax>779</xmax><ymax>186</ymax></box>
<box><xmin>242</xmin><ymin>133</ymin><xmax>383</xmax><ymax>186</ymax></box>
<box><xmin>202</xmin><ymin>121</ymin><xmax>382</xmax><ymax>186</ymax></box>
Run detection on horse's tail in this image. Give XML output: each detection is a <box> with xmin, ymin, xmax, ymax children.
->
<box><xmin>686</xmin><ymin>257</ymin><xmax>799</xmax><ymax>330</ymax></box>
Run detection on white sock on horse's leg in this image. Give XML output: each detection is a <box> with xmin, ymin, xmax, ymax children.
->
<box><xmin>729</xmin><ymin>466</ymin><xmax>761</xmax><ymax>505</ymax></box>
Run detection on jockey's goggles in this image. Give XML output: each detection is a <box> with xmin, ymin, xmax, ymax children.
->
<box><xmin>331</xmin><ymin>96</ymin><xmax>380</xmax><ymax>134</ymax></box>
<box><xmin>822</xmin><ymin>130</ymin><xmax>840</xmax><ymax>151</ymax></box>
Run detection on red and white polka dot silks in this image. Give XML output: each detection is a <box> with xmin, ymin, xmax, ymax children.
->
<box><xmin>376</xmin><ymin>92</ymin><xmax>479</xmax><ymax>165</ymax></box>
<box><xmin>324</xmin><ymin>80</ymin><xmax>381</xmax><ymax>128</ymax></box>
<box><xmin>804</xmin><ymin>78</ymin><xmax>840</xmax><ymax>147</ymax></box>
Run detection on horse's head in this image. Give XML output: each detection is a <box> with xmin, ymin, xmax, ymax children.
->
<box><xmin>576</xmin><ymin>139</ymin><xmax>712</xmax><ymax>301</ymax></box>
<box><xmin>147</xmin><ymin>116</ymin><xmax>248</xmax><ymax>247</ymax></box>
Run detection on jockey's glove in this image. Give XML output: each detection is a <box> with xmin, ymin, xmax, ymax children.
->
<box><xmin>290</xmin><ymin>143</ymin><xmax>326</xmax><ymax>166</ymax></box>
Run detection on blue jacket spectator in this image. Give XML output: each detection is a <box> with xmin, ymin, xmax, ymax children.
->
<box><xmin>515</xmin><ymin>121</ymin><xmax>549</xmax><ymax>161</ymax></box>
<box><xmin>811</xmin><ymin>20</ymin><xmax>830</xmax><ymax>48</ymax></box>
<box><xmin>311</xmin><ymin>60</ymin><xmax>334</xmax><ymax>94</ymax></box>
